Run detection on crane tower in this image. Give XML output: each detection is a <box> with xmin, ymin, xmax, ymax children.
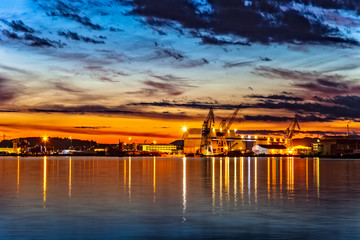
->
<box><xmin>199</xmin><ymin>107</ymin><xmax>215</xmax><ymax>155</ymax></box>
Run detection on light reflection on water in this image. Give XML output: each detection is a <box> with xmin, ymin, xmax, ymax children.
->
<box><xmin>0</xmin><ymin>156</ymin><xmax>360</xmax><ymax>239</ymax></box>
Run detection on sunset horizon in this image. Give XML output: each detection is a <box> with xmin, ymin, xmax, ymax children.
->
<box><xmin>1</xmin><ymin>1</ymin><xmax>360</xmax><ymax>144</ymax></box>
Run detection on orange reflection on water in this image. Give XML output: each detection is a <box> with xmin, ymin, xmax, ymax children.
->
<box><xmin>219</xmin><ymin>157</ymin><xmax>223</xmax><ymax>209</ymax></box>
<box><xmin>69</xmin><ymin>157</ymin><xmax>72</xmax><ymax>198</ymax></box>
<box><xmin>234</xmin><ymin>157</ymin><xmax>237</xmax><ymax>206</ymax></box>
<box><xmin>17</xmin><ymin>156</ymin><xmax>20</xmax><ymax>196</ymax></box>
<box><xmin>254</xmin><ymin>157</ymin><xmax>257</xmax><ymax>204</ymax></box>
<box><xmin>212</xmin><ymin>157</ymin><xmax>215</xmax><ymax>211</ymax></box>
<box><xmin>182</xmin><ymin>157</ymin><xmax>187</xmax><ymax>222</ymax></box>
<box><xmin>268</xmin><ymin>158</ymin><xmax>270</xmax><ymax>199</ymax></box>
<box><xmin>43</xmin><ymin>156</ymin><xmax>47</xmax><ymax>207</ymax></box>
<box><xmin>225</xmin><ymin>157</ymin><xmax>229</xmax><ymax>201</ymax></box>
<box><xmin>0</xmin><ymin>156</ymin><xmax>332</xmax><ymax>211</ymax></box>
<box><xmin>153</xmin><ymin>157</ymin><xmax>156</xmax><ymax>203</ymax></box>
<box><xmin>240</xmin><ymin>157</ymin><xmax>244</xmax><ymax>200</ymax></box>
<box><xmin>129</xmin><ymin>157</ymin><xmax>132</xmax><ymax>202</ymax></box>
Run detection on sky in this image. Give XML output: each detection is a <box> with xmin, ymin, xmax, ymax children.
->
<box><xmin>1</xmin><ymin>0</ymin><xmax>360</xmax><ymax>143</ymax></box>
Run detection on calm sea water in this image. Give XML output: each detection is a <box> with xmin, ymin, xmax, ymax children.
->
<box><xmin>0</xmin><ymin>156</ymin><xmax>359</xmax><ymax>239</ymax></box>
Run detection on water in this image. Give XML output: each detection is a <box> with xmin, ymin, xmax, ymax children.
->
<box><xmin>0</xmin><ymin>156</ymin><xmax>359</xmax><ymax>239</ymax></box>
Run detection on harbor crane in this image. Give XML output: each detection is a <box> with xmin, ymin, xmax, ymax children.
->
<box><xmin>284</xmin><ymin>117</ymin><xmax>301</xmax><ymax>148</ymax></box>
<box><xmin>199</xmin><ymin>107</ymin><xmax>215</xmax><ymax>155</ymax></box>
<box><xmin>217</xmin><ymin>104</ymin><xmax>242</xmax><ymax>154</ymax></box>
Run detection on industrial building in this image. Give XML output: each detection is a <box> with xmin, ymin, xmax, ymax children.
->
<box><xmin>312</xmin><ymin>135</ymin><xmax>360</xmax><ymax>155</ymax></box>
<box><xmin>141</xmin><ymin>144</ymin><xmax>177</xmax><ymax>153</ymax></box>
<box><xmin>252</xmin><ymin>144</ymin><xmax>287</xmax><ymax>155</ymax></box>
<box><xmin>183</xmin><ymin>128</ymin><xmax>284</xmax><ymax>155</ymax></box>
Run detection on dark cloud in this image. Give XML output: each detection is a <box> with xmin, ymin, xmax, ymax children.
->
<box><xmin>58</xmin><ymin>31</ymin><xmax>105</xmax><ymax>44</ymax></box>
<box><xmin>41</xmin><ymin>1</ymin><xmax>103</xmax><ymax>30</ymax></box>
<box><xmin>223</xmin><ymin>60</ymin><xmax>256</xmax><ymax>68</ymax></box>
<box><xmin>27</xmin><ymin>104</ymin><xmax>197</xmax><ymax>120</ymax></box>
<box><xmin>142</xmin><ymin>80</ymin><xmax>187</xmax><ymax>96</ymax></box>
<box><xmin>127</xmin><ymin>0</ymin><xmax>359</xmax><ymax>45</ymax></box>
<box><xmin>246</xmin><ymin>94</ymin><xmax>304</xmax><ymax>102</ymax></box>
<box><xmin>2</xmin><ymin>29</ymin><xmax>64</xmax><ymax>48</ymax></box>
<box><xmin>254</xmin><ymin>66</ymin><xmax>360</xmax><ymax>95</ymax></box>
<box><xmin>150</xmin><ymin>74</ymin><xmax>185</xmax><ymax>82</ymax></box>
<box><xmin>1</xmin><ymin>30</ymin><xmax>21</xmax><ymax>39</ymax></box>
<box><xmin>0</xmin><ymin>76</ymin><xmax>17</xmax><ymax>103</ymax></box>
<box><xmin>158</xmin><ymin>48</ymin><xmax>185</xmax><ymax>61</ymax></box>
<box><xmin>53</xmin><ymin>82</ymin><xmax>83</xmax><ymax>93</ymax></box>
<box><xmin>244</xmin><ymin>115</ymin><xmax>292</xmax><ymax>122</ymax></box>
<box><xmin>314</xmin><ymin>95</ymin><xmax>360</xmax><ymax>109</ymax></box>
<box><xmin>192</xmin><ymin>32</ymin><xmax>250</xmax><ymax>46</ymax></box>
<box><xmin>244</xmin><ymin>114</ymin><xmax>336</xmax><ymax>122</ymax></box>
<box><xmin>129</xmin><ymin>100</ymin><xmax>238</xmax><ymax>110</ymax></box>
<box><xmin>2</xmin><ymin>19</ymin><xmax>35</xmax><ymax>33</ymax></box>
<box><xmin>74</xmin><ymin>126</ymin><xmax>110</xmax><ymax>129</ymax></box>
<box><xmin>260</xmin><ymin>57</ymin><xmax>272</xmax><ymax>62</ymax></box>
<box><xmin>24</xmin><ymin>33</ymin><xmax>65</xmax><ymax>48</ymax></box>
<box><xmin>249</xmin><ymin>100</ymin><xmax>357</xmax><ymax>122</ymax></box>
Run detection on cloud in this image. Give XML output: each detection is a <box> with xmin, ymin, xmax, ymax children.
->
<box><xmin>253</xmin><ymin>66</ymin><xmax>360</xmax><ymax>95</ymax></box>
<box><xmin>53</xmin><ymin>82</ymin><xmax>83</xmax><ymax>93</ymax></box>
<box><xmin>99</xmin><ymin>77</ymin><xmax>119</xmax><ymax>82</ymax></box>
<box><xmin>129</xmin><ymin>100</ymin><xmax>238</xmax><ymax>110</ymax></box>
<box><xmin>27</xmin><ymin>104</ymin><xmax>197</xmax><ymax>120</ymax></box>
<box><xmin>223</xmin><ymin>60</ymin><xmax>256</xmax><ymax>68</ymax></box>
<box><xmin>1</xmin><ymin>19</ymin><xmax>35</xmax><ymax>33</ymax></box>
<box><xmin>141</xmin><ymin>80</ymin><xmax>189</xmax><ymax>96</ymax></box>
<box><xmin>42</xmin><ymin>1</ymin><xmax>103</xmax><ymax>30</ymax></box>
<box><xmin>244</xmin><ymin>115</ymin><xmax>292</xmax><ymax>122</ymax></box>
<box><xmin>1</xmin><ymin>29</ymin><xmax>65</xmax><ymax>48</ymax></box>
<box><xmin>0</xmin><ymin>64</ymin><xmax>28</xmax><ymax>74</ymax></box>
<box><xmin>74</xmin><ymin>126</ymin><xmax>111</xmax><ymax>129</ymax></box>
<box><xmin>246</xmin><ymin>94</ymin><xmax>304</xmax><ymax>102</ymax></box>
<box><xmin>58</xmin><ymin>31</ymin><xmax>105</xmax><ymax>44</ymax></box>
<box><xmin>0</xmin><ymin>76</ymin><xmax>18</xmax><ymax>103</ymax></box>
<box><xmin>24</xmin><ymin>33</ymin><xmax>65</xmax><ymax>48</ymax></box>
<box><xmin>150</xmin><ymin>74</ymin><xmax>186</xmax><ymax>82</ymax></box>
<box><xmin>127</xmin><ymin>0</ymin><xmax>359</xmax><ymax>45</ymax></box>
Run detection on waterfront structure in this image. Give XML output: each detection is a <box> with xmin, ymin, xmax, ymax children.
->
<box><xmin>312</xmin><ymin>135</ymin><xmax>360</xmax><ymax>155</ymax></box>
<box><xmin>252</xmin><ymin>144</ymin><xmax>287</xmax><ymax>155</ymax></box>
<box><xmin>183</xmin><ymin>128</ymin><xmax>283</xmax><ymax>154</ymax></box>
<box><xmin>141</xmin><ymin>144</ymin><xmax>177</xmax><ymax>153</ymax></box>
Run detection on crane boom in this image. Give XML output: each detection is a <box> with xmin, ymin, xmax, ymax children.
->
<box><xmin>285</xmin><ymin>117</ymin><xmax>300</xmax><ymax>147</ymax></box>
<box><xmin>217</xmin><ymin>104</ymin><xmax>242</xmax><ymax>154</ymax></box>
<box><xmin>225</xmin><ymin>104</ymin><xmax>242</xmax><ymax>132</ymax></box>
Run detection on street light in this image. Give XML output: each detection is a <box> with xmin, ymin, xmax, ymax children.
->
<box><xmin>70</xmin><ymin>136</ymin><xmax>72</xmax><ymax>149</ymax></box>
<box><xmin>182</xmin><ymin>126</ymin><xmax>187</xmax><ymax>132</ymax></box>
<box><xmin>43</xmin><ymin>136</ymin><xmax>48</xmax><ymax>155</ymax></box>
